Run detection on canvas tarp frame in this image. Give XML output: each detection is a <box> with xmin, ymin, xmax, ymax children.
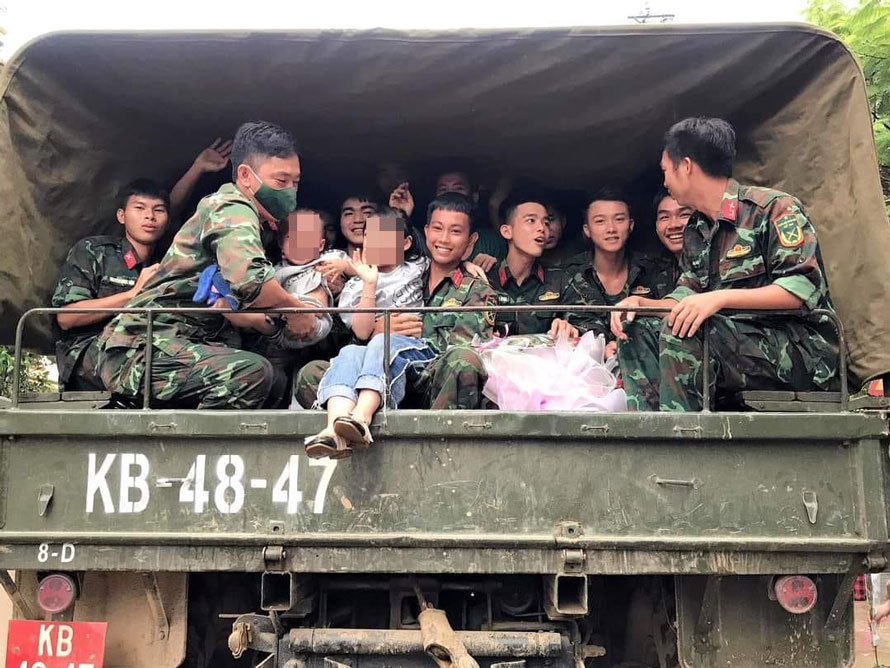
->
<box><xmin>0</xmin><ymin>24</ymin><xmax>887</xmax><ymax>381</ymax></box>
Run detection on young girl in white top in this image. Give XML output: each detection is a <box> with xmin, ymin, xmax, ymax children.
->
<box><xmin>305</xmin><ymin>207</ymin><xmax>432</xmax><ymax>459</ymax></box>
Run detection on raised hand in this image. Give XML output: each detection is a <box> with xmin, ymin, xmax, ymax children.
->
<box><xmin>352</xmin><ymin>248</ymin><xmax>378</xmax><ymax>286</ymax></box>
<box><xmin>192</xmin><ymin>138</ymin><xmax>233</xmax><ymax>174</ymax></box>
<box><xmin>389</xmin><ymin>181</ymin><xmax>415</xmax><ymax>218</ymax></box>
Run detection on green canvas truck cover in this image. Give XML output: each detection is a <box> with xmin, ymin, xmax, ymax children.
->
<box><xmin>0</xmin><ymin>24</ymin><xmax>887</xmax><ymax>380</ymax></box>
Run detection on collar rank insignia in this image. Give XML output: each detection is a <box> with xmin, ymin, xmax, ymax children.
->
<box><xmin>725</xmin><ymin>243</ymin><xmax>752</xmax><ymax>259</ymax></box>
<box><xmin>123</xmin><ymin>249</ymin><xmax>138</xmax><ymax>270</ymax></box>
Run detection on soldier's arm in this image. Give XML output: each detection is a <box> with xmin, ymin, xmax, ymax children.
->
<box><xmin>762</xmin><ymin>198</ymin><xmax>827</xmax><ymax>311</ymax></box>
<box><xmin>204</xmin><ymin>202</ymin><xmax>317</xmax><ymax>336</ymax></box>
<box><xmin>169</xmin><ymin>139</ymin><xmax>233</xmax><ymax>219</ymax></box>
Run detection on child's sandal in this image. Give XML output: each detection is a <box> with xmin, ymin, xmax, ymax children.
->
<box><xmin>304</xmin><ymin>433</ymin><xmax>339</xmax><ymax>459</ymax></box>
<box><xmin>333</xmin><ymin>416</ymin><xmax>373</xmax><ymax>449</ymax></box>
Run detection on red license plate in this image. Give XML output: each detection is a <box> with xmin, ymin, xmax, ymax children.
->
<box><xmin>5</xmin><ymin>620</ymin><xmax>106</xmax><ymax>668</ymax></box>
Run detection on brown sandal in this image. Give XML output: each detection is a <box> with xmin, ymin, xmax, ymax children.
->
<box><xmin>304</xmin><ymin>434</ymin><xmax>339</xmax><ymax>459</ymax></box>
<box><xmin>333</xmin><ymin>416</ymin><xmax>373</xmax><ymax>449</ymax></box>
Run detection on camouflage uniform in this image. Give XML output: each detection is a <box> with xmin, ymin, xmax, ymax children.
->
<box><xmin>96</xmin><ymin>184</ymin><xmax>276</xmax><ymax>409</ymax></box>
<box><xmin>562</xmin><ymin>249</ymin><xmax>677</xmax><ymax>338</ymax></box>
<box><xmin>52</xmin><ymin>236</ymin><xmax>152</xmax><ymax>391</ymax></box>
<box><xmin>619</xmin><ymin>180</ymin><xmax>839</xmax><ymax>411</ymax></box>
<box><xmin>295</xmin><ymin>265</ymin><xmax>497</xmax><ymax>409</ymax></box>
<box><xmin>485</xmin><ymin>260</ymin><xmax>576</xmax><ymax>336</ymax></box>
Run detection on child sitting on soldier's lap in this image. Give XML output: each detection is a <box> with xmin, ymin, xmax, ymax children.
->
<box><xmin>304</xmin><ymin>207</ymin><xmax>432</xmax><ymax>459</ymax></box>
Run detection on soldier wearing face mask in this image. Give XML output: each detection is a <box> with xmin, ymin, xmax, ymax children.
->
<box><xmin>95</xmin><ymin>120</ymin><xmax>317</xmax><ymax>409</ymax></box>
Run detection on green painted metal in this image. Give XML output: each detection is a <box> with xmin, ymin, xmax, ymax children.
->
<box><xmin>0</xmin><ymin>408</ymin><xmax>886</xmax><ymax>575</ymax></box>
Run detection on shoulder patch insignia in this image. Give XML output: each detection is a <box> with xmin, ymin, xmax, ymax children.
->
<box><xmin>631</xmin><ymin>286</ymin><xmax>651</xmax><ymax>296</ymax></box>
<box><xmin>484</xmin><ymin>311</ymin><xmax>496</xmax><ymax>327</ymax></box>
<box><xmin>774</xmin><ymin>216</ymin><xmax>805</xmax><ymax>248</ymax></box>
<box><xmin>538</xmin><ymin>291</ymin><xmax>560</xmax><ymax>301</ymax></box>
<box><xmin>725</xmin><ymin>243</ymin><xmax>752</xmax><ymax>259</ymax></box>
<box><xmin>442</xmin><ymin>297</ymin><xmax>461</xmax><ymax>309</ymax></box>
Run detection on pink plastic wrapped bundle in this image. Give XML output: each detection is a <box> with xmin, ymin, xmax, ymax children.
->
<box><xmin>478</xmin><ymin>332</ymin><xmax>627</xmax><ymax>411</ymax></box>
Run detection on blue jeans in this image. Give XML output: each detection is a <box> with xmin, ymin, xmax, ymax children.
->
<box><xmin>317</xmin><ymin>334</ymin><xmax>436</xmax><ymax>408</ymax></box>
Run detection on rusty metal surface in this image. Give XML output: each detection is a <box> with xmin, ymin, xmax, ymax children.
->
<box><xmin>287</xmin><ymin>628</ymin><xmax>563</xmax><ymax>657</ymax></box>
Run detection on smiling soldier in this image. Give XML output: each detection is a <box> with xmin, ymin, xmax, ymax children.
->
<box><xmin>562</xmin><ymin>187</ymin><xmax>677</xmax><ymax>355</ymax></box>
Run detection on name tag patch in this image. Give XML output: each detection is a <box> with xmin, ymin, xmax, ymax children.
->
<box><xmin>107</xmin><ymin>276</ymin><xmax>136</xmax><ymax>287</ymax></box>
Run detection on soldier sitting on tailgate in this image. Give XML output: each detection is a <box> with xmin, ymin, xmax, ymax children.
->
<box><xmin>561</xmin><ymin>186</ymin><xmax>677</xmax><ymax>357</ymax></box>
<box><xmin>52</xmin><ymin>179</ymin><xmax>171</xmax><ymax>391</ymax></box>
<box><xmin>94</xmin><ymin>120</ymin><xmax>319</xmax><ymax>409</ymax></box>
<box><xmin>611</xmin><ymin>116</ymin><xmax>839</xmax><ymax>412</ymax></box>
<box><xmin>294</xmin><ymin>192</ymin><xmax>498</xmax><ymax>411</ymax></box>
<box><xmin>485</xmin><ymin>194</ymin><xmax>579</xmax><ymax>339</ymax></box>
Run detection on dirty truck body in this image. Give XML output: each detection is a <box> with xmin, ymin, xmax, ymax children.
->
<box><xmin>2</xmin><ymin>23</ymin><xmax>890</xmax><ymax>668</ymax></box>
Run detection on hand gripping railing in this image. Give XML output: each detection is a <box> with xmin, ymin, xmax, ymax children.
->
<box><xmin>11</xmin><ymin>304</ymin><xmax>848</xmax><ymax>411</ymax></box>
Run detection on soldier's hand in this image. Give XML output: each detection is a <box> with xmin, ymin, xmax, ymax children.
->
<box><xmin>548</xmin><ymin>318</ymin><xmax>578</xmax><ymax>340</ymax></box>
<box><xmin>874</xmin><ymin>600</ymin><xmax>890</xmax><ymax>625</ymax></box>
<box><xmin>461</xmin><ymin>261</ymin><xmax>490</xmax><ymax>284</ymax></box>
<box><xmin>389</xmin><ymin>181</ymin><xmax>415</xmax><ymax>218</ymax></box>
<box><xmin>611</xmin><ymin>296</ymin><xmax>643</xmax><ymax>341</ymax></box>
<box><xmin>471</xmin><ymin>253</ymin><xmax>497</xmax><ymax>272</ymax></box>
<box><xmin>131</xmin><ymin>263</ymin><xmax>160</xmax><ymax>297</ymax></box>
<box><xmin>373</xmin><ymin>313</ymin><xmax>423</xmax><ymax>338</ymax></box>
<box><xmin>192</xmin><ymin>138</ymin><xmax>233</xmax><ymax>174</ymax></box>
<box><xmin>605</xmin><ymin>340</ymin><xmax>618</xmax><ymax>359</ymax></box>
<box><xmin>668</xmin><ymin>292</ymin><xmax>726</xmax><ymax>338</ymax></box>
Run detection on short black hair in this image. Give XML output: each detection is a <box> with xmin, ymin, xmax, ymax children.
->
<box><xmin>585</xmin><ymin>186</ymin><xmax>629</xmax><ymax>213</ymax></box>
<box><xmin>426</xmin><ymin>192</ymin><xmax>476</xmax><ymax>233</ymax></box>
<box><xmin>118</xmin><ymin>178</ymin><xmax>169</xmax><ymax>211</ymax></box>
<box><xmin>340</xmin><ymin>192</ymin><xmax>378</xmax><ymax>211</ymax></box>
<box><xmin>663</xmin><ymin>117</ymin><xmax>736</xmax><ymax>178</ymax></box>
<box><xmin>499</xmin><ymin>191</ymin><xmax>548</xmax><ymax>226</ymax></box>
<box><xmin>373</xmin><ymin>205</ymin><xmax>422</xmax><ymax>262</ymax></box>
<box><xmin>230</xmin><ymin>121</ymin><xmax>298</xmax><ymax>180</ymax></box>
<box><xmin>652</xmin><ymin>187</ymin><xmax>672</xmax><ymax>212</ymax></box>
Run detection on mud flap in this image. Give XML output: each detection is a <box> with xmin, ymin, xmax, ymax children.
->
<box><xmin>675</xmin><ymin>574</ymin><xmax>852</xmax><ymax>667</ymax></box>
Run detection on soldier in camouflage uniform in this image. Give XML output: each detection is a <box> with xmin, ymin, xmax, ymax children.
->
<box><xmin>612</xmin><ymin>117</ymin><xmax>838</xmax><ymax>411</ymax></box>
<box><xmin>562</xmin><ymin>187</ymin><xmax>677</xmax><ymax>341</ymax></box>
<box><xmin>52</xmin><ymin>179</ymin><xmax>171</xmax><ymax>391</ymax></box>
<box><xmin>96</xmin><ymin>121</ymin><xmax>320</xmax><ymax>409</ymax></box>
<box><xmin>295</xmin><ymin>192</ymin><xmax>497</xmax><ymax>409</ymax></box>
<box><xmin>484</xmin><ymin>197</ymin><xmax>579</xmax><ymax>338</ymax></box>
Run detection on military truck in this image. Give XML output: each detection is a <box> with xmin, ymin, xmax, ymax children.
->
<box><xmin>1</xmin><ymin>23</ymin><xmax>890</xmax><ymax>668</ymax></box>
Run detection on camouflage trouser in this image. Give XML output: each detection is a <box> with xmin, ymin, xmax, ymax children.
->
<box><xmin>63</xmin><ymin>338</ymin><xmax>106</xmax><ymax>392</ymax></box>
<box><xmin>618</xmin><ymin>315</ymin><xmax>814</xmax><ymax>412</ymax></box>
<box><xmin>98</xmin><ymin>340</ymin><xmax>274</xmax><ymax>409</ymax></box>
<box><xmin>293</xmin><ymin>345</ymin><xmax>488</xmax><ymax>410</ymax></box>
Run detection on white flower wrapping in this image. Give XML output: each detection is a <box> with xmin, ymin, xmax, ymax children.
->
<box><xmin>478</xmin><ymin>332</ymin><xmax>627</xmax><ymax>411</ymax></box>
